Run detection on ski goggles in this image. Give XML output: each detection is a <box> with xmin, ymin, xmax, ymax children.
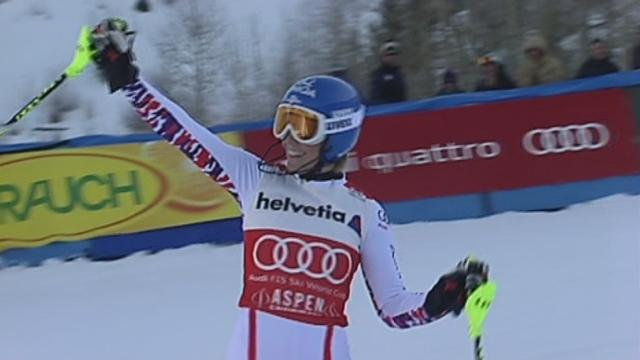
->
<box><xmin>273</xmin><ymin>104</ymin><xmax>364</xmax><ymax>145</ymax></box>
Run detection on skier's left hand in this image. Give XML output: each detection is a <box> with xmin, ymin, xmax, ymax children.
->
<box><xmin>456</xmin><ymin>256</ymin><xmax>489</xmax><ymax>294</ymax></box>
<box><xmin>423</xmin><ymin>257</ymin><xmax>489</xmax><ymax>318</ymax></box>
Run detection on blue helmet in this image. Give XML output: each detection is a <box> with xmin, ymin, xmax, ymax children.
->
<box><xmin>278</xmin><ymin>75</ymin><xmax>365</xmax><ymax>163</ymax></box>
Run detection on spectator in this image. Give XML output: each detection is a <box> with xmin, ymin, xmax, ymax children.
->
<box><xmin>435</xmin><ymin>69</ymin><xmax>464</xmax><ymax>96</ymax></box>
<box><xmin>369</xmin><ymin>40</ymin><xmax>407</xmax><ymax>104</ymax></box>
<box><xmin>628</xmin><ymin>26</ymin><xmax>640</xmax><ymax>70</ymax></box>
<box><xmin>517</xmin><ymin>33</ymin><xmax>566</xmax><ymax>87</ymax></box>
<box><xmin>475</xmin><ymin>54</ymin><xmax>516</xmax><ymax>91</ymax></box>
<box><xmin>575</xmin><ymin>39</ymin><xmax>619</xmax><ymax>78</ymax></box>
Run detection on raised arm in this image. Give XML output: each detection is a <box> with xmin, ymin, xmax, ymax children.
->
<box><xmin>122</xmin><ymin>79</ymin><xmax>262</xmax><ymax>209</ymax></box>
<box><xmin>90</xmin><ymin>18</ymin><xmax>262</xmax><ymax>209</ymax></box>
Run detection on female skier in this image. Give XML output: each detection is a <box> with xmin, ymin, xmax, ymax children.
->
<box><xmin>89</xmin><ymin>18</ymin><xmax>489</xmax><ymax>360</ymax></box>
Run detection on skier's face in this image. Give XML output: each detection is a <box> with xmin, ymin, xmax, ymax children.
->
<box><xmin>281</xmin><ymin>135</ymin><xmax>323</xmax><ymax>173</ymax></box>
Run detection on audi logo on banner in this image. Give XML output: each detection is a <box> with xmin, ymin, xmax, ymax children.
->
<box><xmin>252</xmin><ymin>234</ymin><xmax>354</xmax><ymax>285</ymax></box>
<box><xmin>522</xmin><ymin>123</ymin><xmax>610</xmax><ymax>156</ymax></box>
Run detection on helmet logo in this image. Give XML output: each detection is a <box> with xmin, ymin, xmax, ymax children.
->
<box><xmin>326</xmin><ymin>118</ymin><xmax>353</xmax><ymax>132</ymax></box>
<box><xmin>286</xmin><ymin>94</ymin><xmax>302</xmax><ymax>104</ymax></box>
<box><xmin>289</xmin><ymin>78</ymin><xmax>317</xmax><ymax>98</ymax></box>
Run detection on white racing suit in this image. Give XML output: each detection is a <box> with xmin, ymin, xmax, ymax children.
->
<box><xmin>123</xmin><ymin>79</ymin><xmax>442</xmax><ymax>359</ymax></box>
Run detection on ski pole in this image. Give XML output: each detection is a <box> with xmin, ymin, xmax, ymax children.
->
<box><xmin>0</xmin><ymin>74</ymin><xmax>69</xmax><ymax>136</ymax></box>
<box><xmin>465</xmin><ymin>281</ymin><xmax>497</xmax><ymax>360</ymax></box>
<box><xmin>0</xmin><ymin>26</ymin><xmax>95</xmax><ymax>137</ymax></box>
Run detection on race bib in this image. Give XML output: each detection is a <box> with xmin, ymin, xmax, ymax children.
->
<box><xmin>239</xmin><ymin>229</ymin><xmax>361</xmax><ymax>327</ymax></box>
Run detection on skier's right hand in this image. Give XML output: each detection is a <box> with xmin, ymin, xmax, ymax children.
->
<box><xmin>91</xmin><ymin>18</ymin><xmax>139</xmax><ymax>93</ymax></box>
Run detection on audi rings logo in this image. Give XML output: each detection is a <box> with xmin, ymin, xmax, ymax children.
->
<box><xmin>522</xmin><ymin>123</ymin><xmax>610</xmax><ymax>156</ymax></box>
<box><xmin>252</xmin><ymin>234</ymin><xmax>353</xmax><ymax>285</ymax></box>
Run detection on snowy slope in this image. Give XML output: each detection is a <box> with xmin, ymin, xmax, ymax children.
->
<box><xmin>1</xmin><ymin>195</ymin><xmax>638</xmax><ymax>360</ymax></box>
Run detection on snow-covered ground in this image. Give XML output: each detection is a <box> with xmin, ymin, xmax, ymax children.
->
<box><xmin>1</xmin><ymin>195</ymin><xmax>638</xmax><ymax>360</ymax></box>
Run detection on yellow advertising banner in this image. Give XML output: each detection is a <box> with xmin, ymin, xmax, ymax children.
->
<box><xmin>0</xmin><ymin>134</ymin><xmax>243</xmax><ymax>252</ymax></box>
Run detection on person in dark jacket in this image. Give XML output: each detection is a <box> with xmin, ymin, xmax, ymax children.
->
<box><xmin>369</xmin><ymin>40</ymin><xmax>407</xmax><ymax>105</ymax></box>
<box><xmin>474</xmin><ymin>53</ymin><xmax>516</xmax><ymax>92</ymax></box>
<box><xmin>435</xmin><ymin>69</ymin><xmax>464</xmax><ymax>96</ymax></box>
<box><xmin>576</xmin><ymin>39</ymin><xmax>619</xmax><ymax>79</ymax></box>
